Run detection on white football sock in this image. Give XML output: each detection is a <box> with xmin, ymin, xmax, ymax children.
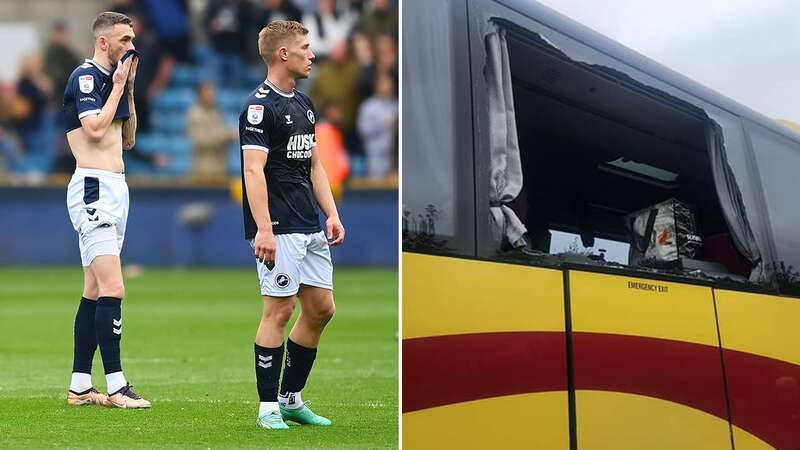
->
<box><xmin>259</xmin><ymin>401</ymin><xmax>280</xmax><ymax>417</ymax></box>
<box><xmin>106</xmin><ymin>371</ymin><xmax>127</xmax><ymax>394</ymax></box>
<box><xmin>278</xmin><ymin>391</ymin><xmax>303</xmax><ymax>409</ymax></box>
<box><xmin>69</xmin><ymin>372</ymin><xmax>93</xmax><ymax>393</ymax></box>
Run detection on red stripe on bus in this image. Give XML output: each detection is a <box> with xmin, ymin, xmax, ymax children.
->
<box><xmin>722</xmin><ymin>348</ymin><xmax>800</xmax><ymax>449</ymax></box>
<box><xmin>402</xmin><ymin>332</ymin><xmax>567</xmax><ymax>412</ymax></box>
<box><xmin>404</xmin><ymin>331</ymin><xmax>800</xmax><ymax>448</ymax></box>
<box><xmin>572</xmin><ymin>332</ymin><xmax>729</xmax><ymax>420</ymax></box>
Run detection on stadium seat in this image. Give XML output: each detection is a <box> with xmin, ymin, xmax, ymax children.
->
<box><xmin>152</xmin><ymin>88</ymin><xmax>196</xmax><ymax>112</ymax></box>
<box><xmin>228</xmin><ymin>142</ymin><xmax>240</xmax><ymax>175</ymax></box>
<box><xmin>168</xmin><ymin>136</ymin><xmax>192</xmax><ymax>158</ymax></box>
<box><xmin>218</xmin><ymin>89</ymin><xmax>251</xmax><ymax>112</ymax></box>
<box><xmin>16</xmin><ymin>152</ymin><xmax>52</xmax><ymax>174</ymax></box>
<box><xmin>152</xmin><ymin>112</ymin><xmax>188</xmax><ymax>136</ymax></box>
<box><xmin>123</xmin><ymin>158</ymin><xmax>151</xmax><ymax>175</ymax></box>
<box><xmin>224</xmin><ymin>112</ymin><xmax>240</xmax><ymax>127</ymax></box>
<box><xmin>133</xmin><ymin>133</ymin><xmax>168</xmax><ymax>154</ymax></box>
<box><xmin>170</xmin><ymin>65</ymin><xmax>197</xmax><ymax>88</ymax></box>
<box><xmin>244</xmin><ymin>64</ymin><xmax>267</xmax><ymax>85</ymax></box>
<box><xmin>350</xmin><ymin>154</ymin><xmax>367</xmax><ymax>177</ymax></box>
<box><xmin>191</xmin><ymin>46</ymin><xmax>214</xmax><ymax>65</ymax></box>
<box><xmin>244</xmin><ymin>72</ymin><xmax>264</xmax><ymax>87</ymax></box>
<box><xmin>166</xmin><ymin>153</ymin><xmax>191</xmax><ymax>176</ymax></box>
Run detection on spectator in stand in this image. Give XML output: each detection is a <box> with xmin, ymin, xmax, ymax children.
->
<box><xmin>293</xmin><ymin>0</ymin><xmax>317</xmax><ymax>15</ymax></box>
<box><xmin>44</xmin><ymin>21</ymin><xmax>81</xmax><ymax>179</ymax></box>
<box><xmin>354</xmin><ymin>32</ymin><xmax>397</xmax><ymax>106</ymax></box>
<box><xmin>186</xmin><ymin>81</ymin><xmax>237</xmax><ymax>178</ymax></box>
<box><xmin>315</xmin><ymin>102</ymin><xmax>350</xmax><ymax>199</ymax></box>
<box><xmin>356</xmin><ymin>0</ymin><xmax>397</xmax><ymax>39</ymax></box>
<box><xmin>254</xmin><ymin>0</ymin><xmax>303</xmax><ymax>25</ymax></box>
<box><xmin>129</xmin><ymin>12</ymin><xmax>175</xmax><ymax>133</ymax></box>
<box><xmin>43</xmin><ymin>21</ymin><xmax>80</xmax><ymax>111</ymax></box>
<box><xmin>107</xmin><ymin>0</ymin><xmax>138</xmax><ymax>16</ymax></box>
<box><xmin>0</xmin><ymin>90</ymin><xmax>23</xmax><ymax>172</ymax></box>
<box><xmin>352</xmin><ymin>31</ymin><xmax>375</xmax><ymax>100</ymax></box>
<box><xmin>0</xmin><ymin>126</ymin><xmax>22</xmax><ymax>174</ymax></box>
<box><xmin>375</xmin><ymin>33</ymin><xmax>397</xmax><ymax>82</ymax></box>
<box><xmin>347</xmin><ymin>0</ymin><xmax>366</xmax><ymax>14</ymax></box>
<box><xmin>310</xmin><ymin>39</ymin><xmax>361</xmax><ymax>156</ymax></box>
<box><xmin>14</xmin><ymin>53</ymin><xmax>53</xmax><ymax>154</ymax></box>
<box><xmin>303</xmin><ymin>0</ymin><xmax>356</xmax><ymax>61</ymax></box>
<box><xmin>357</xmin><ymin>73</ymin><xmax>397</xmax><ymax>179</ymax></box>
<box><xmin>140</xmin><ymin>0</ymin><xmax>192</xmax><ymax>62</ymax></box>
<box><xmin>206</xmin><ymin>0</ymin><xmax>252</xmax><ymax>87</ymax></box>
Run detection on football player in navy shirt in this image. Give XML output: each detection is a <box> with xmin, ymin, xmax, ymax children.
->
<box><xmin>239</xmin><ymin>20</ymin><xmax>345</xmax><ymax>430</ymax></box>
<box><xmin>63</xmin><ymin>12</ymin><xmax>150</xmax><ymax>409</ymax></box>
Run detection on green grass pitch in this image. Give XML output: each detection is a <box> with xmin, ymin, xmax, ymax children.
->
<box><xmin>0</xmin><ymin>267</ymin><xmax>398</xmax><ymax>449</ymax></box>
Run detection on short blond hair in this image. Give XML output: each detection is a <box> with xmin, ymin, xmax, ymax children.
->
<box><xmin>258</xmin><ymin>20</ymin><xmax>308</xmax><ymax>65</ymax></box>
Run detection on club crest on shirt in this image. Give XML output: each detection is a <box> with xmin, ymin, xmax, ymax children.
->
<box><xmin>247</xmin><ymin>104</ymin><xmax>264</xmax><ymax>125</ymax></box>
<box><xmin>307</xmin><ymin>109</ymin><xmax>315</xmax><ymax>124</ymax></box>
<box><xmin>79</xmin><ymin>75</ymin><xmax>94</xmax><ymax>94</ymax></box>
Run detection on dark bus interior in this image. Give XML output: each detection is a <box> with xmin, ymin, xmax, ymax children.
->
<box><xmin>505</xmin><ymin>29</ymin><xmax>751</xmax><ymax>278</ymax></box>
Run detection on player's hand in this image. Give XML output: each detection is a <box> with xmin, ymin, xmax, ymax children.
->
<box><xmin>254</xmin><ymin>229</ymin><xmax>277</xmax><ymax>267</ymax></box>
<box><xmin>113</xmin><ymin>57</ymin><xmax>132</xmax><ymax>85</ymax></box>
<box><xmin>127</xmin><ymin>56</ymin><xmax>139</xmax><ymax>83</ymax></box>
<box><xmin>326</xmin><ymin>217</ymin><xmax>345</xmax><ymax>247</ymax></box>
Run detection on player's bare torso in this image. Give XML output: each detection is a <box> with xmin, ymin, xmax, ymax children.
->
<box><xmin>67</xmin><ymin>120</ymin><xmax>125</xmax><ymax>172</ymax></box>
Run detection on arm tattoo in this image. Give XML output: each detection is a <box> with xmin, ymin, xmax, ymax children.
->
<box><xmin>122</xmin><ymin>90</ymin><xmax>137</xmax><ymax>150</ymax></box>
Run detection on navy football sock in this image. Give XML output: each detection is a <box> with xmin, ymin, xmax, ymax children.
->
<box><xmin>72</xmin><ymin>297</ymin><xmax>98</xmax><ymax>374</ymax></box>
<box><xmin>279</xmin><ymin>338</ymin><xmax>317</xmax><ymax>395</ymax></box>
<box><xmin>255</xmin><ymin>343</ymin><xmax>284</xmax><ymax>402</ymax></box>
<box><xmin>95</xmin><ymin>296</ymin><xmax>123</xmax><ymax>375</ymax></box>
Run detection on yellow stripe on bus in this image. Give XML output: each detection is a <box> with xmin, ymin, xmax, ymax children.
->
<box><xmin>576</xmin><ymin>390</ymin><xmax>768</xmax><ymax>450</ymax></box>
<box><xmin>570</xmin><ymin>271</ymin><xmax>719</xmax><ymax>346</ymax></box>
<box><xmin>403</xmin><ymin>392</ymin><xmax>569</xmax><ymax>449</ymax></box>
<box><xmin>715</xmin><ymin>289</ymin><xmax>800</xmax><ymax>365</ymax></box>
<box><xmin>403</xmin><ymin>253</ymin><xmax>564</xmax><ymax>339</ymax></box>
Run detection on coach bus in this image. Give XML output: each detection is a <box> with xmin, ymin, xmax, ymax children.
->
<box><xmin>402</xmin><ymin>0</ymin><xmax>800</xmax><ymax>449</ymax></box>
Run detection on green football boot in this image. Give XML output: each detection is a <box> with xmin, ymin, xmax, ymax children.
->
<box><xmin>280</xmin><ymin>402</ymin><xmax>332</xmax><ymax>426</ymax></box>
<box><xmin>257</xmin><ymin>410</ymin><xmax>290</xmax><ymax>429</ymax></box>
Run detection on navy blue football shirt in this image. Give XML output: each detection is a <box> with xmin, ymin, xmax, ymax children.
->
<box><xmin>239</xmin><ymin>79</ymin><xmax>321</xmax><ymax>240</ymax></box>
<box><xmin>63</xmin><ymin>59</ymin><xmax>130</xmax><ymax>133</ymax></box>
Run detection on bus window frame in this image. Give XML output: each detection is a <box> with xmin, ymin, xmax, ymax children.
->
<box><xmin>466</xmin><ymin>0</ymin><xmax>782</xmax><ymax>295</ymax></box>
<box><xmin>741</xmin><ymin>119</ymin><xmax>800</xmax><ymax>281</ymax></box>
<box><xmin>402</xmin><ymin>0</ymin><xmax>477</xmax><ymax>257</ymax></box>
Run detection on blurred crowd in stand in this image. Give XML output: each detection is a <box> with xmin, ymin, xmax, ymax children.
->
<box><xmin>0</xmin><ymin>0</ymin><xmax>398</xmax><ymax>189</ymax></box>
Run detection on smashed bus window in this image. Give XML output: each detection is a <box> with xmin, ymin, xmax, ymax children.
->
<box><xmin>484</xmin><ymin>20</ymin><xmax>782</xmax><ymax>289</ymax></box>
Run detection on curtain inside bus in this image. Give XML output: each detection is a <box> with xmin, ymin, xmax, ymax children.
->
<box><xmin>485</xmin><ymin>21</ymin><xmax>527</xmax><ymax>248</ymax></box>
<box><xmin>707</xmin><ymin>122</ymin><xmax>766</xmax><ymax>282</ymax></box>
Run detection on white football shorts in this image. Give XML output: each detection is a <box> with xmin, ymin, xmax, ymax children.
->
<box><xmin>250</xmin><ymin>231</ymin><xmax>333</xmax><ymax>297</ymax></box>
<box><xmin>66</xmin><ymin>167</ymin><xmax>129</xmax><ymax>267</ymax></box>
